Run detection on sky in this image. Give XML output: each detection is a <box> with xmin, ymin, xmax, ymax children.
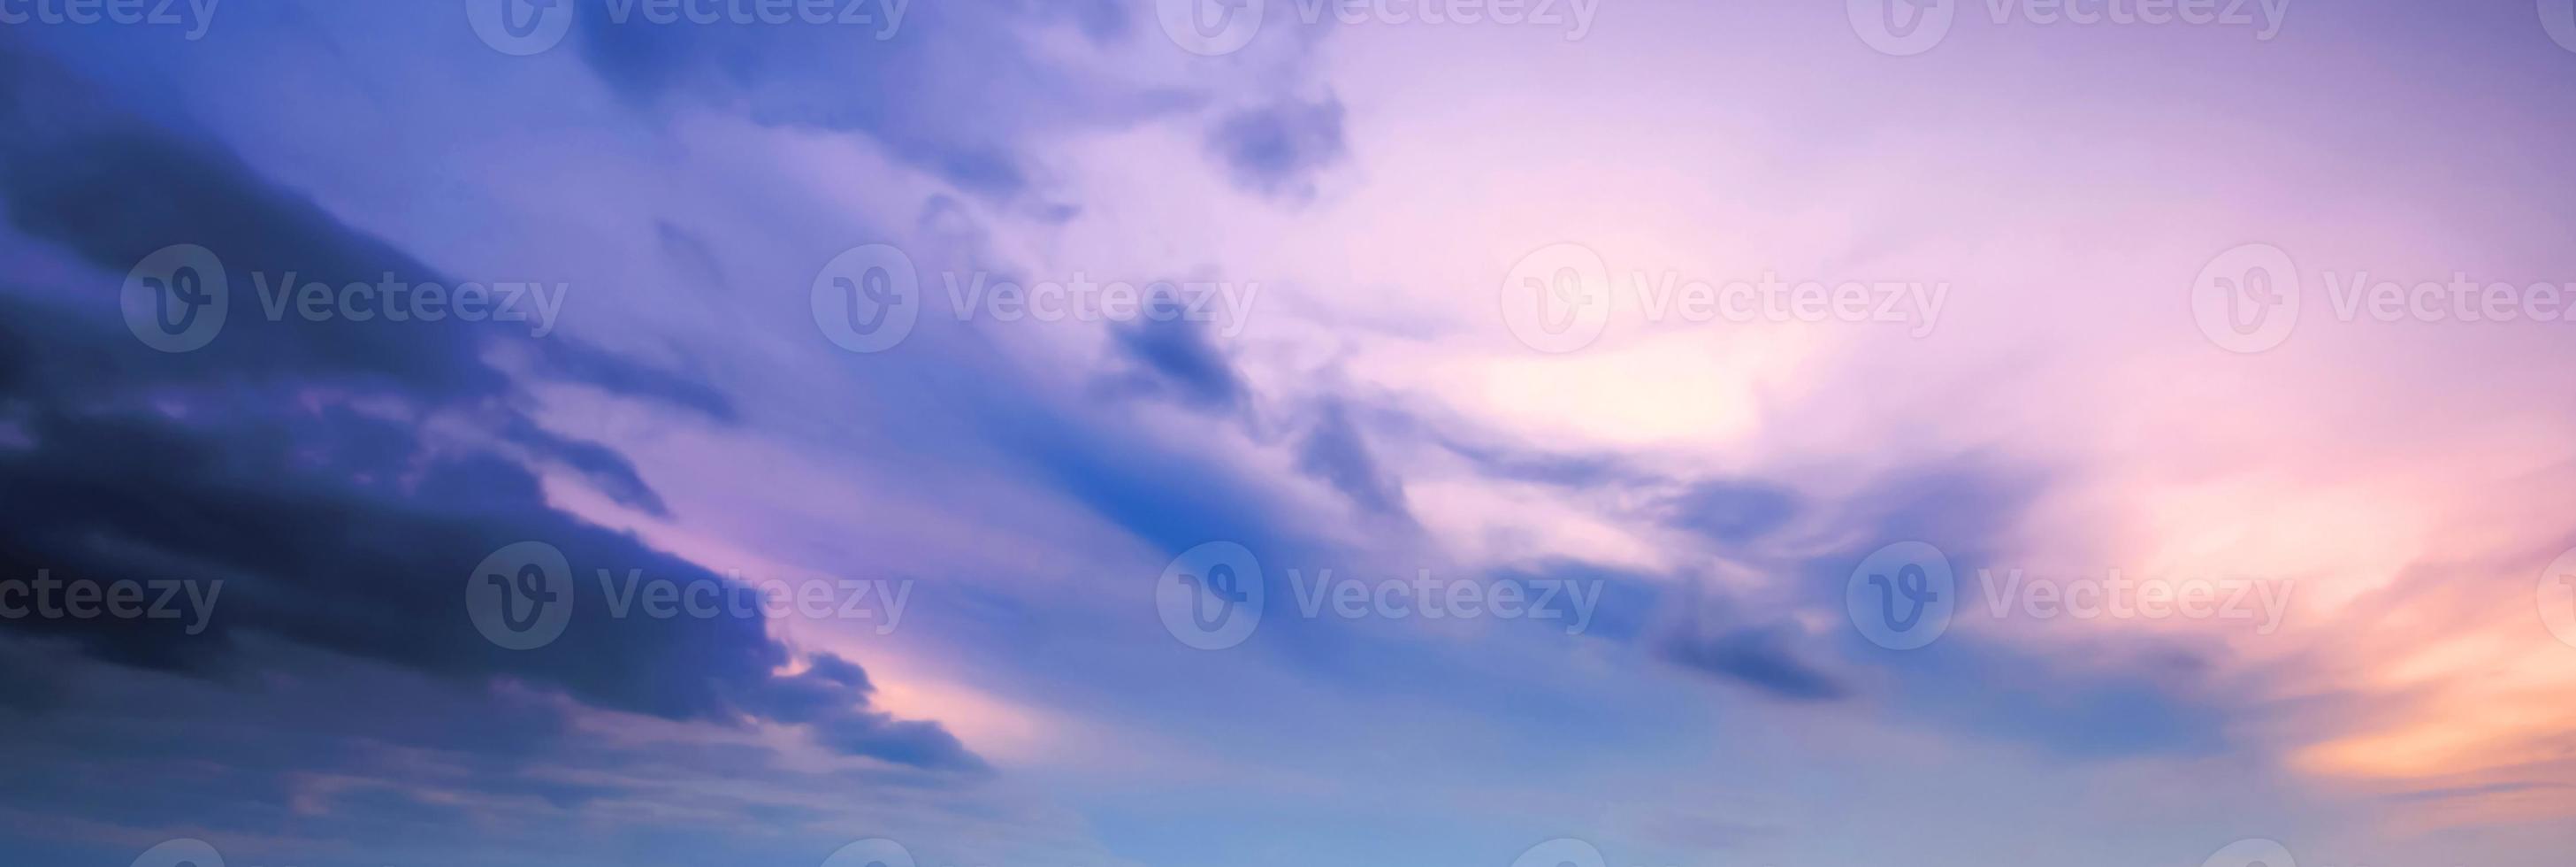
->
<box><xmin>4</xmin><ymin>1</ymin><xmax>2576</xmax><ymax>866</ymax></box>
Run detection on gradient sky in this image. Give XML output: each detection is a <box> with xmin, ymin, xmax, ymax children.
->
<box><xmin>4</xmin><ymin>2</ymin><xmax>2576</xmax><ymax>866</ymax></box>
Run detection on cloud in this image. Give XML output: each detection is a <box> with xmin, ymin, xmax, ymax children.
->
<box><xmin>1656</xmin><ymin>621</ymin><xmax>1848</xmax><ymax>702</ymax></box>
<box><xmin>0</xmin><ymin>42</ymin><xmax>982</xmax><ymax>842</ymax></box>
<box><xmin>572</xmin><ymin>0</ymin><xmax>1189</xmax><ymax>201</ymax></box>
<box><xmin>1875</xmin><ymin>635</ymin><xmax>2228</xmax><ymax>759</ymax></box>
<box><xmin>1204</xmin><ymin>96</ymin><xmax>1348</xmax><ymax>200</ymax></box>
<box><xmin>1294</xmin><ymin>400</ymin><xmax>1413</xmax><ymax>522</ymax></box>
<box><xmin>1659</xmin><ymin>480</ymin><xmax>1800</xmax><ymax>545</ymax></box>
<box><xmin>1107</xmin><ymin>313</ymin><xmax>1250</xmax><ymax>411</ymax></box>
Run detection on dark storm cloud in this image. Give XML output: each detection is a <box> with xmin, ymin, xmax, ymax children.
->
<box><xmin>0</xmin><ymin>43</ymin><xmax>977</xmax><ymax>774</ymax></box>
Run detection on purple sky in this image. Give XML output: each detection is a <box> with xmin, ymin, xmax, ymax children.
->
<box><xmin>4</xmin><ymin>2</ymin><xmax>2576</xmax><ymax>866</ymax></box>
